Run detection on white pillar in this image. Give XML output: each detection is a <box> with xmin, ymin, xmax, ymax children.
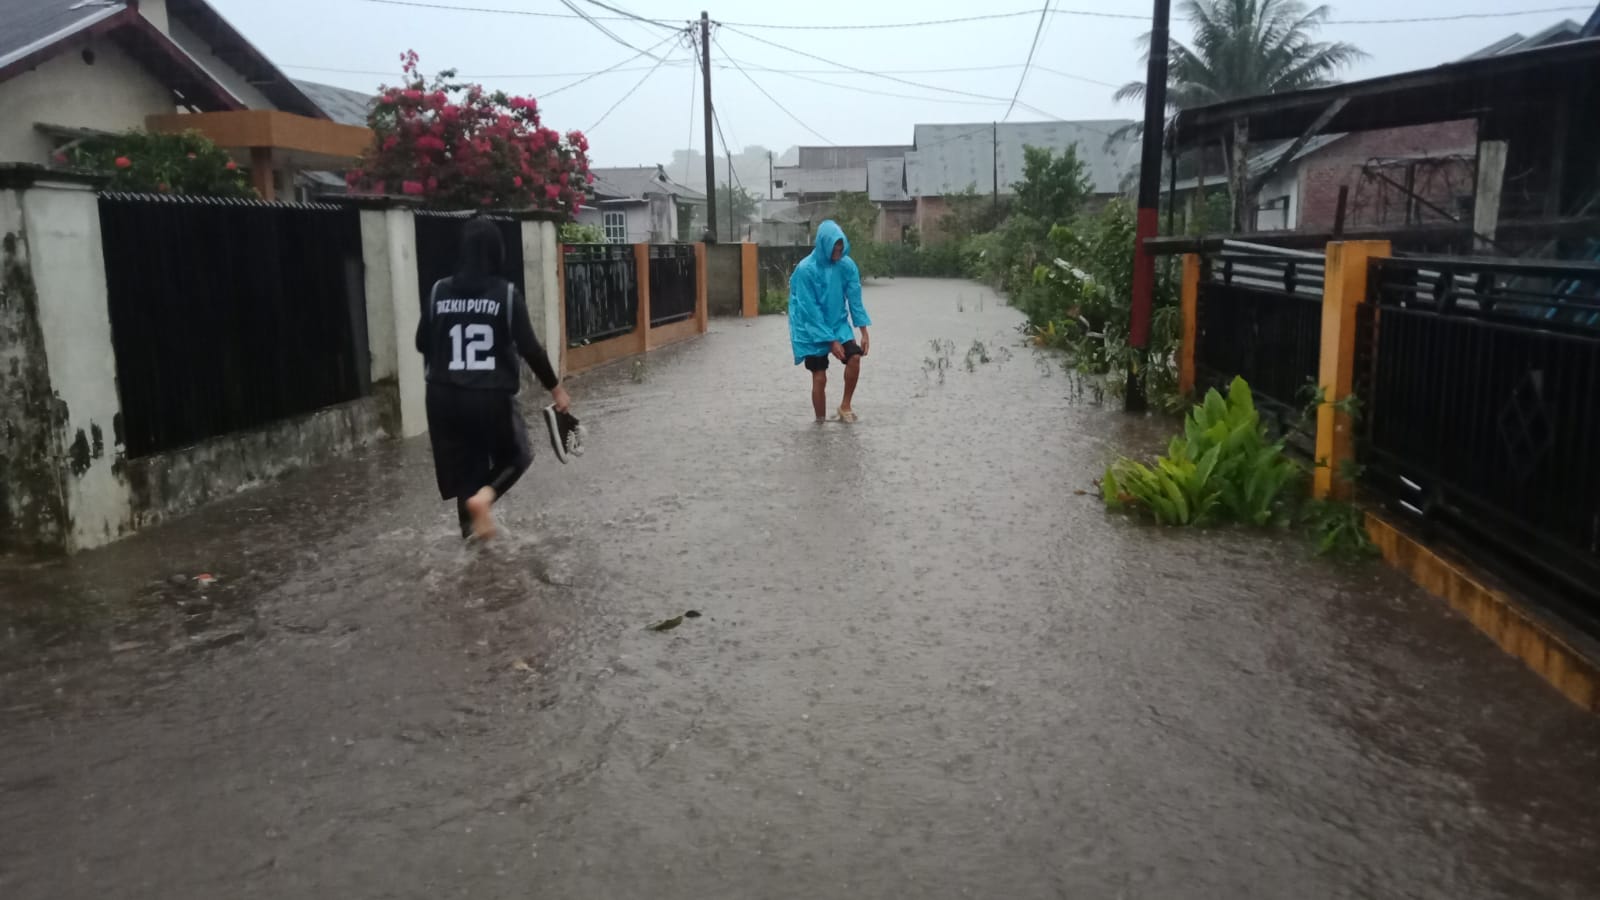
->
<box><xmin>22</xmin><ymin>178</ymin><xmax>132</xmax><ymax>550</ymax></box>
<box><xmin>521</xmin><ymin>217</ymin><xmax>563</xmax><ymax>377</ymax></box>
<box><xmin>357</xmin><ymin>202</ymin><xmax>426</xmax><ymax>438</ymax></box>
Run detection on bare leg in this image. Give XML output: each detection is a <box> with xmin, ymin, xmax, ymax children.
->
<box><xmin>811</xmin><ymin>370</ymin><xmax>828</xmax><ymax>421</ymax></box>
<box><xmin>840</xmin><ymin>355</ymin><xmax>861</xmax><ymax>415</ymax></box>
<box><xmin>463</xmin><ymin>486</ymin><xmax>498</xmax><ymax>540</ymax></box>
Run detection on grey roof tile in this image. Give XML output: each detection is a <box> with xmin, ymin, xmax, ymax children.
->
<box><xmin>1</xmin><ymin>0</ymin><xmax>127</xmax><ymax>70</ymax></box>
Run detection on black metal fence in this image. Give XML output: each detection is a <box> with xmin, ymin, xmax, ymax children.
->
<box><xmin>649</xmin><ymin>243</ymin><xmax>696</xmax><ymax>326</ymax></box>
<box><xmin>1361</xmin><ymin>254</ymin><xmax>1600</xmax><ymax>613</ymax></box>
<box><xmin>415</xmin><ymin>211</ymin><xmax>524</xmax><ymax>302</ymax></box>
<box><xmin>1194</xmin><ymin>251</ymin><xmax>1326</xmax><ymax>438</ymax></box>
<box><xmin>757</xmin><ymin>244</ymin><xmax>810</xmax><ymax>301</ymax></box>
<box><xmin>98</xmin><ymin>194</ymin><xmax>367</xmax><ymax>458</ymax></box>
<box><xmin>563</xmin><ymin>243</ymin><xmax>636</xmax><ymax>346</ymax></box>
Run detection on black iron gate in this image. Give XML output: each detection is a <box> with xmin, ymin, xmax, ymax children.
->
<box><xmin>1361</xmin><ymin>254</ymin><xmax>1600</xmax><ymax>617</ymax></box>
<box><xmin>649</xmin><ymin>244</ymin><xmax>696</xmax><ymax>326</ymax></box>
<box><xmin>98</xmin><ymin>193</ymin><xmax>367</xmax><ymax>457</ymax></box>
<box><xmin>563</xmin><ymin>243</ymin><xmax>636</xmax><ymax>346</ymax></box>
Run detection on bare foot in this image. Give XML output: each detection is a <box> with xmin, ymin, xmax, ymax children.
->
<box><xmin>465</xmin><ymin>487</ymin><xmax>497</xmax><ymax>541</ymax></box>
<box><xmin>837</xmin><ymin>407</ymin><xmax>858</xmax><ymax>423</ymax></box>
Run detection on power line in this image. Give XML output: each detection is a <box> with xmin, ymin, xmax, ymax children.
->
<box><xmin>587</xmin><ymin>37</ymin><xmax>683</xmax><ymax>132</ymax></box>
<box><xmin>683</xmin><ymin>37</ymin><xmax>698</xmax><ymax>185</ymax></box>
<box><xmin>544</xmin><ymin>30</ymin><xmax>683</xmax><ymax>98</ymax></box>
<box><xmin>1004</xmin><ymin>0</ymin><xmax>1052</xmax><ymax>121</ymax></box>
<box><xmin>715</xmin><ymin>5</ymin><xmax>1596</xmax><ymax>28</ymax></box>
<box><xmin>283</xmin><ymin>62</ymin><xmax>687</xmax><ymax>79</ymax></box>
<box><xmin>712</xmin><ymin>36</ymin><xmax>834</xmax><ymax>145</ymax></box>
<box><xmin>556</xmin><ymin>0</ymin><xmax>667</xmax><ymax>60</ymax></box>
<box><xmin>717</xmin><ymin>24</ymin><xmax>1064</xmax><ymax>120</ymax></box>
<box><xmin>572</xmin><ymin>0</ymin><xmax>681</xmax><ymax>30</ymax></box>
<box><xmin>731</xmin><ymin>64</ymin><xmax>999</xmax><ymax>107</ymax></box>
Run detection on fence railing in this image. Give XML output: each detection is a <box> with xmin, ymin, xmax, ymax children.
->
<box><xmin>563</xmin><ymin>243</ymin><xmax>637</xmax><ymax>346</ymax></box>
<box><xmin>414</xmin><ymin>211</ymin><xmax>525</xmax><ymax>303</ymax></box>
<box><xmin>97</xmin><ymin>193</ymin><xmax>367</xmax><ymax>458</ymax></box>
<box><xmin>1360</xmin><ymin>254</ymin><xmax>1600</xmax><ymax>604</ymax></box>
<box><xmin>649</xmin><ymin>243</ymin><xmax>696</xmax><ymax>326</ymax></box>
<box><xmin>1194</xmin><ymin>250</ymin><xmax>1326</xmax><ymax>438</ymax></box>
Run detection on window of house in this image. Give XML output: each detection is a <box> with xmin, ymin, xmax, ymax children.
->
<box><xmin>603</xmin><ymin>211</ymin><xmax>627</xmax><ymax>244</ymax></box>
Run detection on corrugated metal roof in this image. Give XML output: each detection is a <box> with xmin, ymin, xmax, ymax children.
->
<box><xmin>905</xmin><ymin>120</ymin><xmax>1139</xmax><ymax>197</ymax></box>
<box><xmin>867</xmin><ymin>157</ymin><xmax>907</xmax><ymax>202</ymax></box>
<box><xmin>1463</xmin><ymin>20</ymin><xmax>1583</xmax><ymax>60</ymax></box>
<box><xmin>0</xmin><ymin>0</ymin><xmax>126</xmax><ymax>71</ymax></box>
<box><xmin>589</xmin><ymin>165</ymin><xmax>705</xmax><ymax>203</ymax></box>
<box><xmin>293</xmin><ymin>80</ymin><xmax>374</xmax><ymax>128</ymax></box>
<box><xmin>771</xmin><ymin>166</ymin><xmax>867</xmax><ymax>196</ymax></box>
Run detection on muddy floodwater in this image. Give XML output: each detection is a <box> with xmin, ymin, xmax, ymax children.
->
<box><xmin>4</xmin><ymin>279</ymin><xmax>1599</xmax><ymax>899</ymax></box>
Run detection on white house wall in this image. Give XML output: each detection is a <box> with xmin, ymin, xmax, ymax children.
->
<box><xmin>0</xmin><ymin>43</ymin><xmax>177</xmax><ymax>164</ymax></box>
<box><xmin>166</xmin><ymin>18</ymin><xmax>272</xmax><ymax>110</ymax></box>
<box><xmin>1254</xmin><ymin>168</ymin><xmax>1300</xmax><ymax>232</ymax></box>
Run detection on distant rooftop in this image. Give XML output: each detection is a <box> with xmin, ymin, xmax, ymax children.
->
<box><xmin>294</xmin><ymin>80</ymin><xmax>375</xmax><ymax>128</ymax></box>
<box><xmin>589</xmin><ymin>165</ymin><xmax>706</xmax><ymax>203</ymax></box>
<box><xmin>904</xmin><ymin>120</ymin><xmax>1139</xmax><ymax>198</ymax></box>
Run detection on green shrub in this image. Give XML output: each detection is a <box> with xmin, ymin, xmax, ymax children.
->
<box><xmin>560</xmin><ymin>222</ymin><xmax>606</xmax><ymax>243</ymax></box>
<box><xmin>758</xmin><ymin>289</ymin><xmax>788</xmax><ymax>315</ymax></box>
<box><xmin>63</xmin><ymin>129</ymin><xmax>253</xmax><ymax>197</ymax></box>
<box><xmin>1104</xmin><ymin>377</ymin><xmax>1297</xmax><ymax>527</ymax></box>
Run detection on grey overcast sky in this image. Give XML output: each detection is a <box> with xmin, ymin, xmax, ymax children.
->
<box><xmin>209</xmin><ymin>0</ymin><xmax>1589</xmax><ymax>168</ymax></box>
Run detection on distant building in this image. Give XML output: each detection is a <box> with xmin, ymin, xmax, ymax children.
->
<box><xmin>901</xmin><ymin>120</ymin><xmax>1140</xmax><ymax>240</ymax></box>
<box><xmin>0</xmin><ymin>0</ymin><xmax>372</xmax><ymax>201</ymax></box>
<box><xmin>582</xmin><ymin>165</ymin><xmax>706</xmax><ymax>243</ymax></box>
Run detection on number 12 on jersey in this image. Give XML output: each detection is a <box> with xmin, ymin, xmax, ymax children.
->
<box><xmin>448</xmin><ymin>324</ymin><xmax>495</xmax><ymax>371</ymax></box>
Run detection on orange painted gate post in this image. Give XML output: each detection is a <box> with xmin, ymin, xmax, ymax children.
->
<box><xmin>741</xmin><ymin>243</ymin><xmax>759</xmax><ymax>318</ymax></box>
<box><xmin>694</xmin><ymin>242</ymin><xmax>709</xmax><ymax>333</ymax></box>
<box><xmin>1178</xmin><ymin>253</ymin><xmax>1201</xmax><ymax>397</ymax></box>
<box><xmin>1314</xmin><ymin>240</ymin><xmax>1390</xmax><ymax>501</ymax></box>
<box><xmin>635</xmin><ymin>243</ymin><xmax>652</xmax><ymax>352</ymax></box>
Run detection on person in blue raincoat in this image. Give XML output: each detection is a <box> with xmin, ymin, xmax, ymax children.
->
<box><xmin>789</xmin><ymin>220</ymin><xmax>872</xmax><ymax>422</ymax></box>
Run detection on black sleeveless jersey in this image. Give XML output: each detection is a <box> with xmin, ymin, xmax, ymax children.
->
<box><xmin>421</xmin><ymin>276</ymin><xmax>559</xmax><ymax>393</ymax></box>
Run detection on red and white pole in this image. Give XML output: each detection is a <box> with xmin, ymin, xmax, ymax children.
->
<box><xmin>1126</xmin><ymin>0</ymin><xmax>1172</xmax><ymax>412</ymax></box>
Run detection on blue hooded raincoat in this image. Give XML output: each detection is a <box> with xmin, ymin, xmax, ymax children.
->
<box><xmin>788</xmin><ymin>220</ymin><xmax>872</xmax><ymax>365</ymax></box>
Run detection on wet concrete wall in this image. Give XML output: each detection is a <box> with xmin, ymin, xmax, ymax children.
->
<box><xmin>0</xmin><ymin>189</ymin><xmax>67</xmax><ymax>552</ymax></box>
<box><xmin>23</xmin><ymin>180</ymin><xmax>127</xmax><ymax>551</ymax></box>
<box><xmin>706</xmin><ymin>243</ymin><xmax>743</xmax><ymax>317</ymax></box>
<box><xmin>121</xmin><ymin>385</ymin><xmax>398</xmax><ymax>532</ymax></box>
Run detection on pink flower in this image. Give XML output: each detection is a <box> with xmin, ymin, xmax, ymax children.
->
<box><xmin>559</xmin><ymin>172</ymin><xmax>569</xmax><ymax>186</ymax></box>
<box><xmin>402</xmin><ymin>89</ymin><xmax>423</xmax><ymax>103</ymax></box>
<box><xmin>114</xmin><ymin>156</ymin><xmax>132</xmax><ymax>169</ymax></box>
<box><xmin>402</xmin><ymin>180</ymin><xmax>425</xmax><ymax>195</ymax></box>
<box><xmin>382</xmin><ymin>135</ymin><xmax>399</xmax><ymax>151</ymax></box>
<box><xmin>415</xmin><ymin>135</ymin><xmax>447</xmax><ymax>153</ymax></box>
<box><xmin>585</xmin><ymin>171</ymin><xmax>595</xmax><ymax>185</ymax></box>
<box><xmin>513</xmin><ymin>176</ymin><xmax>523</xmax><ymax>187</ymax></box>
<box><xmin>544</xmin><ymin>184</ymin><xmax>560</xmax><ymax>201</ymax></box>
<box><xmin>225</xmin><ymin>161</ymin><xmax>238</xmax><ymax>171</ymax></box>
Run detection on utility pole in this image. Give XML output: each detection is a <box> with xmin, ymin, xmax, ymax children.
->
<box><xmin>991</xmin><ymin>122</ymin><xmax>999</xmax><ymax>214</ymax></box>
<box><xmin>727</xmin><ymin>149</ymin><xmax>734</xmax><ymax>242</ymax></box>
<box><xmin>768</xmin><ymin>151</ymin><xmax>774</xmax><ymax>200</ymax></box>
<box><xmin>1125</xmin><ymin>0</ymin><xmax>1171</xmax><ymax>413</ymax></box>
<box><xmin>700</xmin><ymin>11</ymin><xmax>718</xmax><ymax>243</ymax></box>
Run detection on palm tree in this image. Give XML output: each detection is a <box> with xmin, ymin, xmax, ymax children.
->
<box><xmin>1116</xmin><ymin>0</ymin><xmax>1364</xmax><ymax>230</ymax></box>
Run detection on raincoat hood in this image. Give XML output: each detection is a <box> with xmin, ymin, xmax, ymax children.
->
<box><xmin>811</xmin><ymin>220</ymin><xmax>850</xmax><ymax>265</ymax></box>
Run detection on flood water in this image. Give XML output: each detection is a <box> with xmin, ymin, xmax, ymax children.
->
<box><xmin>3</xmin><ymin>278</ymin><xmax>1598</xmax><ymax>898</ymax></box>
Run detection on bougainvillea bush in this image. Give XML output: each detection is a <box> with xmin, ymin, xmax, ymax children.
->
<box><xmin>347</xmin><ymin>51</ymin><xmax>592</xmax><ymax>215</ymax></box>
<box><xmin>61</xmin><ymin>129</ymin><xmax>253</xmax><ymax>197</ymax></box>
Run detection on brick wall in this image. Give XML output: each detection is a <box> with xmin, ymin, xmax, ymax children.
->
<box><xmin>913</xmin><ymin>196</ymin><xmax>952</xmax><ymax>243</ymax></box>
<box><xmin>1295</xmin><ymin>121</ymin><xmax>1478</xmax><ymax>232</ymax></box>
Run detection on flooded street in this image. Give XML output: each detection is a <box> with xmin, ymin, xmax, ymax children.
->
<box><xmin>3</xmin><ymin>278</ymin><xmax>1599</xmax><ymax>898</ymax></box>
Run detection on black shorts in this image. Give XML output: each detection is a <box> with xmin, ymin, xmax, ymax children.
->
<box><xmin>803</xmin><ymin>340</ymin><xmax>863</xmax><ymax>372</ymax></box>
<box><xmin>424</xmin><ymin>383</ymin><xmax>531</xmax><ymax>501</ymax></box>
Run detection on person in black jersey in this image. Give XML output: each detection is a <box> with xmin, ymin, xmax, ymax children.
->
<box><xmin>418</xmin><ymin>218</ymin><xmax>572</xmax><ymax>540</ymax></box>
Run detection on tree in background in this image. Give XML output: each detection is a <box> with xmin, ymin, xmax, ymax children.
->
<box><xmin>1013</xmin><ymin>145</ymin><xmax>1092</xmax><ymax>224</ymax></box>
<box><xmin>61</xmin><ymin>129</ymin><xmax>252</xmax><ymax>197</ymax></box>
<box><xmin>1115</xmin><ymin>0</ymin><xmax>1362</xmax><ymax>228</ymax></box>
<box><xmin>347</xmin><ymin>51</ymin><xmax>592</xmax><ymax>215</ymax></box>
<box><xmin>721</xmin><ymin>184</ymin><xmax>760</xmax><ymax>239</ymax></box>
